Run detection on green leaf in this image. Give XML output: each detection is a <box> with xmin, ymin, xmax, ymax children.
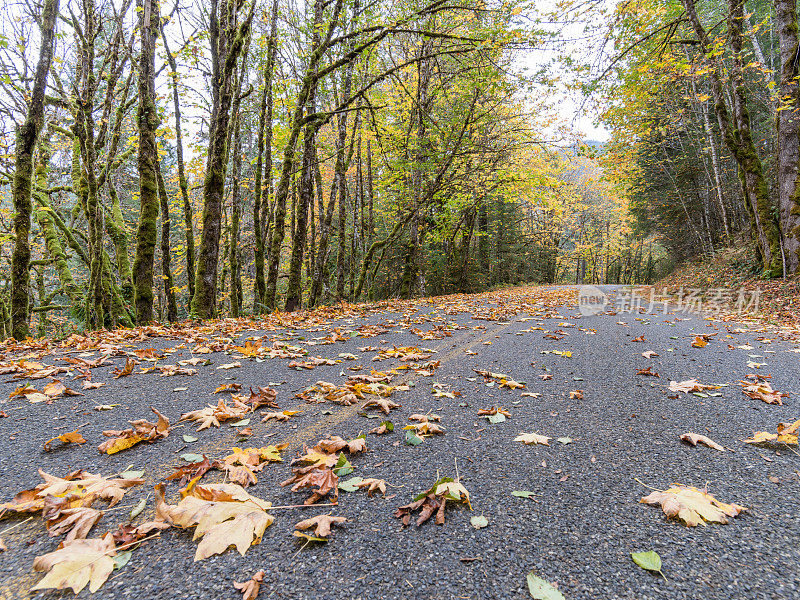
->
<box><xmin>631</xmin><ymin>550</ymin><xmax>662</xmax><ymax>573</ymax></box>
<box><xmin>120</xmin><ymin>469</ymin><xmax>144</xmax><ymax>479</ymax></box>
<box><xmin>526</xmin><ymin>573</ymin><xmax>566</xmax><ymax>600</ymax></box>
<box><xmin>130</xmin><ymin>497</ymin><xmax>147</xmax><ymax>519</ymax></box>
<box><xmin>113</xmin><ymin>551</ymin><xmax>133</xmax><ymax>570</ymax></box>
<box><xmin>405</xmin><ymin>429</ymin><xmax>424</xmax><ymax>446</ymax></box>
<box><xmin>230</xmin><ymin>418</ymin><xmax>250</xmax><ymax>427</ymax></box>
<box><xmin>470</xmin><ymin>515</ymin><xmax>489</xmax><ymax>529</ymax></box>
<box><xmin>182</xmin><ymin>435</ymin><xmax>198</xmax><ymax>443</ymax></box>
<box><xmin>512</xmin><ymin>490</ymin><xmax>538</xmax><ymax>499</ymax></box>
<box><xmin>180</xmin><ymin>453</ymin><xmax>204</xmax><ymax>462</ymax></box>
<box><xmin>333</xmin><ymin>453</ymin><xmax>353</xmax><ymax>476</ymax></box>
<box><xmin>338</xmin><ymin>476</ymin><xmax>363</xmax><ymax>492</ymax></box>
<box><xmin>487</xmin><ymin>413</ymin><xmax>506</xmax><ymax>424</ymax></box>
<box><xmin>379</xmin><ymin>420</ymin><xmax>394</xmax><ymax>432</ymax></box>
<box><xmin>293</xmin><ymin>531</ymin><xmax>328</xmax><ymax>543</ymax></box>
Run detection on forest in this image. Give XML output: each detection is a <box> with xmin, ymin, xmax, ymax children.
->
<box><xmin>1</xmin><ymin>0</ymin><xmax>799</xmax><ymax>339</ymax></box>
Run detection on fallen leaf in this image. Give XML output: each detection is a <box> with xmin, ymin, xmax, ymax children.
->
<box><xmin>356</xmin><ymin>478</ymin><xmax>387</xmax><ymax>497</ymax></box>
<box><xmin>156</xmin><ymin>482</ymin><xmax>274</xmax><ymax>561</ymax></box>
<box><xmin>668</xmin><ymin>379</ymin><xmax>722</xmax><ymax>393</ymax></box>
<box><xmin>44</xmin><ymin>429</ymin><xmax>86</xmax><ymax>452</ymax></box>
<box><xmin>680</xmin><ymin>432</ymin><xmax>725</xmax><ymax>451</ymax></box>
<box><xmin>743</xmin><ymin>419</ymin><xmax>799</xmax><ymax>445</ymax></box>
<box><xmin>98</xmin><ymin>408</ymin><xmax>170</xmax><ymax>454</ymax></box>
<box><xmin>234</xmin><ymin>570</ymin><xmax>264</xmax><ymax>600</ymax></box>
<box><xmin>526</xmin><ymin>572</ymin><xmax>565</xmax><ymax>600</ymax></box>
<box><xmin>294</xmin><ymin>514</ymin><xmax>347</xmax><ymax>538</ymax></box>
<box><xmin>370</xmin><ymin>421</ymin><xmax>394</xmax><ymax>435</ymax></box>
<box><xmin>31</xmin><ymin>532</ymin><xmax>116</xmax><ymax>594</ymax></box>
<box><xmin>515</xmin><ymin>433</ymin><xmax>551</xmax><ymax>446</ymax></box>
<box><xmin>470</xmin><ymin>515</ymin><xmax>488</xmax><ymax>529</ymax></box>
<box><xmin>394</xmin><ymin>476</ymin><xmax>469</xmax><ymax>527</ymax></box>
<box><xmin>640</xmin><ymin>484</ymin><xmax>745</xmax><ymax>526</ymax></box>
<box><xmin>631</xmin><ymin>550</ymin><xmax>664</xmax><ymax>577</ymax></box>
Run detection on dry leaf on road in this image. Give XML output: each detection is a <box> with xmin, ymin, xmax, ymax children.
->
<box><xmin>744</xmin><ymin>419</ymin><xmax>799</xmax><ymax>445</ymax></box>
<box><xmin>31</xmin><ymin>532</ymin><xmax>116</xmax><ymax>594</ymax></box>
<box><xmin>640</xmin><ymin>484</ymin><xmax>745</xmax><ymax>526</ymax></box>
<box><xmin>515</xmin><ymin>433</ymin><xmax>551</xmax><ymax>446</ymax></box>
<box><xmin>44</xmin><ymin>429</ymin><xmax>86</xmax><ymax>451</ymax></box>
<box><xmin>680</xmin><ymin>432</ymin><xmax>725</xmax><ymax>451</ymax></box>
<box><xmin>98</xmin><ymin>408</ymin><xmax>170</xmax><ymax>454</ymax></box>
<box><xmin>294</xmin><ymin>514</ymin><xmax>347</xmax><ymax>538</ymax></box>
<box><xmin>156</xmin><ymin>482</ymin><xmax>274</xmax><ymax>561</ymax></box>
<box><xmin>234</xmin><ymin>570</ymin><xmax>265</xmax><ymax>600</ymax></box>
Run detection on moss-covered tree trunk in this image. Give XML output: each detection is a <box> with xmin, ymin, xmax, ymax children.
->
<box><xmin>229</xmin><ymin>114</ymin><xmax>244</xmax><ymax>317</ymax></box>
<box><xmin>285</xmin><ymin>1</ymin><xmax>324</xmax><ymax>312</ymax></box>
<box><xmin>727</xmin><ymin>0</ymin><xmax>782</xmax><ymax>276</ymax></box>
<box><xmin>73</xmin><ymin>0</ymin><xmax>107</xmax><ymax>329</ymax></box>
<box><xmin>192</xmin><ymin>0</ymin><xmax>256</xmax><ymax>319</ymax></box>
<box><xmin>10</xmin><ymin>0</ymin><xmax>59</xmax><ymax>340</ymax></box>
<box><xmin>309</xmin><ymin>3</ymin><xmax>358</xmax><ymax>308</ymax></box>
<box><xmin>132</xmin><ymin>0</ymin><xmax>161</xmax><ymax>324</ymax></box>
<box><xmin>34</xmin><ymin>138</ymin><xmax>82</xmax><ymax>314</ymax></box>
<box><xmin>156</xmin><ymin>161</ymin><xmax>177</xmax><ymax>322</ymax></box>
<box><xmin>266</xmin><ymin>0</ymin><xmax>346</xmax><ymax>311</ymax></box>
<box><xmin>682</xmin><ymin>0</ymin><xmax>781</xmax><ymax>277</ymax></box>
<box><xmin>108</xmin><ymin>186</ymin><xmax>134</xmax><ymax>302</ymax></box>
<box><xmin>161</xmin><ymin>23</ymin><xmax>196</xmax><ymax>306</ymax></box>
<box><xmin>252</xmin><ymin>0</ymin><xmax>279</xmax><ymax>314</ymax></box>
<box><xmin>774</xmin><ymin>0</ymin><xmax>800</xmax><ymax>273</ymax></box>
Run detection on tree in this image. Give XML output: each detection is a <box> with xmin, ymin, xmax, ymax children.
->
<box><xmin>10</xmin><ymin>0</ymin><xmax>59</xmax><ymax>340</ymax></box>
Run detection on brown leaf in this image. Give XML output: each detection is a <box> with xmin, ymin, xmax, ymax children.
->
<box><xmin>97</xmin><ymin>408</ymin><xmax>170</xmax><ymax>454</ymax></box>
<box><xmin>234</xmin><ymin>570</ymin><xmax>265</xmax><ymax>600</ymax></box>
<box><xmin>640</xmin><ymin>484</ymin><xmax>745</xmax><ymax>526</ymax></box>
<box><xmin>356</xmin><ymin>478</ymin><xmax>387</xmax><ymax>497</ymax></box>
<box><xmin>155</xmin><ymin>482</ymin><xmax>274</xmax><ymax>561</ymax></box>
<box><xmin>112</xmin><ymin>358</ymin><xmax>137</xmax><ymax>378</ymax></box>
<box><xmin>46</xmin><ymin>507</ymin><xmax>103</xmax><ymax>543</ymax></box>
<box><xmin>316</xmin><ymin>436</ymin><xmax>366</xmax><ymax>454</ymax></box>
<box><xmin>44</xmin><ymin>429</ymin><xmax>87</xmax><ymax>451</ymax></box>
<box><xmin>294</xmin><ymin>514</ymin><xmax>347</xmax><ymax>537</ymax></box>
<box><xmin>111</xmin><ymin>521</ymin><xmax>170</xmax><ymax>547</ymax></box>
<box><xmin>280</xmin><ymin>465</ymin><xmax>339</xmax><ymax>505</ymax></box>
<box><xmin>363</xmin><ymin>398</ymin><xmax>400</xmax><ymax>414</ymax></box>
<box><xmin>680</xmin><ymin>432</ymin><xmax>725</xmax><ymax>451</ymax></box>
<box><xmin>167</xmin><ymin>455</ymin><xmax>214</xmax><ymax>486</ymax></box>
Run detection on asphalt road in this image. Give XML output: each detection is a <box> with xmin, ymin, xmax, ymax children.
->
<box><xmin>0</xmin><ymin>285</ymin><xmax>798</xmax><ymax>600</ymax></box>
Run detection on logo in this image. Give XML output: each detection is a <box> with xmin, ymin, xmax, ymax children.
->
<box><xmin>578</xmin><ymin>285</ymin><xmax>608</xmax><ymax>316</ymax></box>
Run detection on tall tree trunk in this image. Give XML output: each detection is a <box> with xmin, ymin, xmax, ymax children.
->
<box><xmin>132</xmin><ymin>0</ymin><xmax>161</xmax><ymax>324</ymax></box>
<box><xmin>682</xmin><ymin>0</ymin><xmax>781</xmax><ymax>276</ymax></box>
<box><xmin>266</xmin><ymin>0</ymin><xmax>345</xmax><ymax>310</ymax></box>
<box><xmin>774</xmin><ymin>0</ymin><xmax>800</xmax><ymax>273</ymax></box>
<box><xmin>229</xmin><ymin>114</ymin><xmax>244</xmax><ymax>317</ymax></box>
<box><xmin>74</xmin><ymin>1</ymin><xmax>107</xmax><ymax>328</ymax></box>
<box><xmin>157</xmin><ymin>162</ymin><xmax>178</xmax><ymax>322</ymax></box>
<box><xmin>253</xmin><ymin>0</ymin><xmax>279</xmax><ymax>313</ymax></box>
<box><xmin>161</xmin><ymin>23</ymin><xmax>196</xmax><ymax>305</ymax></box>
<box><xmin>10</xmin><ymin>0</ymin><xmax>59</xmax><ymax>339</ymax></box>
<box><xmin>309</xmin><ymin>13</ymin><xmax>358</xmax><ymax>307</ymax></box>
<box><xmin>285</xmin><ymin>0</ymin><xmax>326</xmax><ymax>312</ymax></box>
<box><xmin>192</xmin><ymin>0</ymin><xmax>256</xmax><ymax>318</ymax></box>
